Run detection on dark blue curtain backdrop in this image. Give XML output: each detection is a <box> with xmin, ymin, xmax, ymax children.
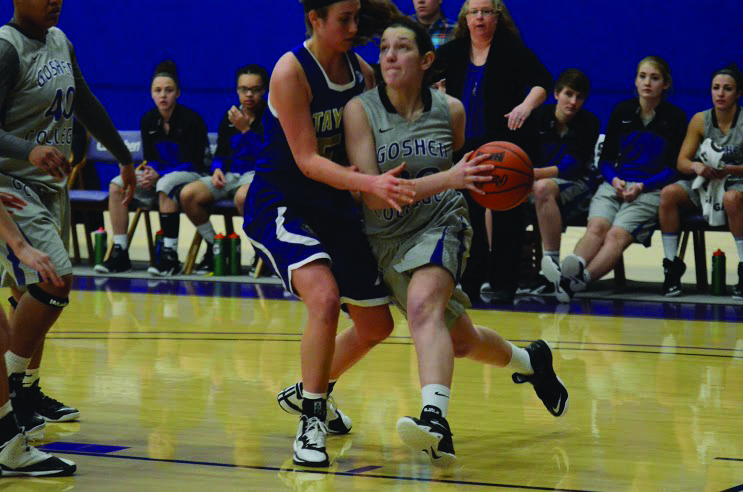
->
<box><xmin>1</xmin><ymin>1</ymin><xmax>739</xmax><ymax>132</ymax></box>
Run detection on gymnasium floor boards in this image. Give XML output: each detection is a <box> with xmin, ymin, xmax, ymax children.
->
<box><xmin>5</xmin><ymin>278</ymin><xmax>742</xmax><ymax>491</ymax></box>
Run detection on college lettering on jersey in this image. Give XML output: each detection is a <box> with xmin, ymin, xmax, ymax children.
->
<box><xmin>376</xmin><ymin>138</ymin><xmax>449</xmax><ymax>164</ymax></box>
<box><xmin>36</xmin><ymin>59</ymin><xmax>74</xmax><ymax>87</ymax></box>
<box><xmin>312</xmin><ymin>107</ymin><xmax>344</xmax><ymax>133</ymax></box>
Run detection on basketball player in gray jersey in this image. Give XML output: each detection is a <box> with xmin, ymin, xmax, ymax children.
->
<box><xmin>344</xmin><ymin>18</ymin><xmax>569</xmax><ymax>467</ymax></box>
<box><xmin>0</xmin><ymin>0</ymin><xmax>136</xmax><ymax>452</ymax></box>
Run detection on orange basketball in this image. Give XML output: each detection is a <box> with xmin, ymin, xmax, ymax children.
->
<box><xmin>468</xmin><ymin>141</ymin><xmax>534</xmax><ymax>211</ymax></box>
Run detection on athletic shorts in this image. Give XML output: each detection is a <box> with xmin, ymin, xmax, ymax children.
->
<box><xmin>243</xmin><ymin>177</ymin><xmax>390</xmax><ymax>307</ymax></box>
<box><xmin>529</xmin><ymin>177</ymin><xmax>593</xmax><ymax>225</ymax></box>
<box><xmin>200</xmin><ymin>172</ymin><xmax>254</xmax><ymax>202</ymax></box>
<box><xmin>675</xmin><ymin>178</ymin><xmax>743</xmax><ymax>211</ymax></box>
<box><xmin>369</xmin><ymin>196</ymin><xmax>472</xmax><ymax>330</ymax></box>
<box><xmin>588</xmin><ymin>181</ymin><xmax>659</xmax><ymax>246</ymax></box>
<box><xmin>0</xmin><ymin>173</ymin><xmax>71</xmax><ymax>287</ymax></box>
<box><xmin>111</xmin><ymin>171</ymin><xmax>201</xmax><ymax>208</ymax></box>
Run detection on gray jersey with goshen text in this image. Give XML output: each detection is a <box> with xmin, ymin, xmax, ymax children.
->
<box><xmin>359</xmin><ymin>86</ymin><xmax>457</xmax><ymax>240</ymax></box>
<box><xmin>699</xmin><ymin>108</ymin><xmax>743</xmax><ymax>167</ymax></box>
<box><xmin>0</xmin><ymin>26</ymin><xmax>74</xmax><ymax>192</ymax></box>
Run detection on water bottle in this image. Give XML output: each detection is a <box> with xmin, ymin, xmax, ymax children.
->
<box><xmin>93</xmin><ymin>227</ymin><xmax>107</xmax><ymax>265</ymax></box>
<box><xmin>711</xmin><ymin>249</ymin><xmax>726</xmax><ymax>295</ymax></box>
<box><xmin>229</xmin><ymin>232</ymin><xmax>241</xmax><ymax>275</ymax></box>
<box><xmin>213</xmin><ymin>234</ymin><xmax>226</xmax><ymax>276</ymax></box>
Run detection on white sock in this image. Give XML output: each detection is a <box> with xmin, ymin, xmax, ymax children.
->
<box><xmin>421</xmin><ymin>384</ymin><xmax>450</xmax><ymax>418</ymax></box>
<box><xmin>544</xmin><ymin>250</ymin><xmax>560</xmax><ymax>266</ymax></box>
<box><xmin>164</xmin><ymin>237</ymin><xmax>178</xmax><ymax>250</ymax></box>
<box><xmin>662</xmin><ymin>233</ymin><xmax>679</xmax><ymax>261</ymax></box>
<box><xmin>302</xmin><ymin>391</ymin><xmax>327</xmax><ymax>400</ymax></box>
<box><xmin>736</xmin><ymin>237</ymin><xmax>743</xmax><ymax>263</ymax></box>
<box><xmin>196</xmin><ymin>222</ymin><xmax>216</xmax><ymax>245</ymax></box>
<box><xmin>23</xmin><ymin>368</ymin><xmax>39</xmax><ymax>388</ymax></box>
<box><xmin>114</xmin><ymin>234</ymin><xmax>128</xmax><ymax>250</ymax></box>
<box><xmin>4</xmin><ymin>352</ymin><xmax>30</xmax><ymax>376</ymax></box>
<box><xmin>506</xmin><ymin>342</ymin><xmax>534</xmax><ymax>375</ymax></box>
<box><xmin>584</xmin><ymin>268</ymin><xmax>592</xmax><ymax>283</ymax></box>
<box><xmin>0</xmin><ymin>400</ymin><xmax>11</xmax><ymax>419</ymax></box>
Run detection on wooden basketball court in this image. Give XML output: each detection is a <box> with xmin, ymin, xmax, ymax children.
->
<box><xmin>5</xmin><ymin>277</ymin><xmax>741</xmax><ymax>491</ymax></box>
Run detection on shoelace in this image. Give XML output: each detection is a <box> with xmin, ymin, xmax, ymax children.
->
<box><xmin>39</xmin><ymin>393</ymin><xmax>65</xmax><ymax>411</ymax></box>
<box><xmin>303</xmin><ymin>417</ymin><xmax>328</xmax><ymax>449</ymax></box>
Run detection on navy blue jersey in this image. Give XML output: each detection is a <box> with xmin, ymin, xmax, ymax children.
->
<box><xmin>140</xmin><ymin>104</ymin><xmax>209</xmax><ymax>175</ymax></box>
<box><xmin>534</xmin><ymin>104</ymin><xmax>601</xmax><ymax>185</ymax></box>
<box><xmin>599</xmin><ymin>98</ymin><xmax>687</xmax><ymax>191</ymax></box>
<box><xmin>211</xmin><ymin>106</ymin><xmax>264</xmax><ymax>175</ymax></box>
<box><xmin>254</xmin><ymin>43</ymin><xmax>365</xmax><ymax>207</ymax></box>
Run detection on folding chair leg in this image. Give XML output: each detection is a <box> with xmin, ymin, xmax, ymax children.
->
<box><xmin>143</xmin><ymin>211</ymin><xmax>155</xmax><ymax>266</ymax></box>
<box><xmin>126</xmin><ymin>209</ymin><xmax>143</xmax><ymax>246</ymax></box>
<box><xmin>678</xmin><ymin>230</ymin><xmax>690</xmax><ymax>260</ymax></box>
<box><xmin>224</xmin><ymin>214</ymin><xmax>235</xmax><ymax>236</ymax></box>
<box><xmin>71</xmin><ymin>223</ymin><xmax>82</xmax><ymax>265</ymax></box>
<box><xmin>253</xmin><ymin>258</ymin><xmax>264</xmax><ymax>279</ymax></box>
<box><xmin>183</xmin><ymin>232</ymin><xmax>203</xmax><ymax>275</ymax></box>
<box><xmin>693</xmin><ymin>230</ymin><xmax>708</xmax><ymax>291</ymax></box>
<box><xmin>614</xmin><ymin>255</ymin><xmax>626</xmax><ymax>288</ymax></box>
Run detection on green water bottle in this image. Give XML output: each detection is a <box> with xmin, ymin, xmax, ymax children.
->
<box><xmin>93</xmin><ymin>227</ymin><xmax>107</xmax><ymax>265</ymax></box>
<box><xmin>213</xmin><ymin>234</ymin><xmax>226</xmax><ymax>276</ymax></box>
<box><xmin>711</xmin><ymin>249</ymin><xmax>726</xmax><ymax>295</ymax></box>
<box><xmin>229</xmin><ymin>232</ymin><xmax>241</xmax><ymax>275</ymax></box>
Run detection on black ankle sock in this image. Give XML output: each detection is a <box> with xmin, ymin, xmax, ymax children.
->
<box><xmin>327</xmin><ymin>381</ymin><xmax>336</xmax><ymax>395</ymax></box>
<box><xmin>302</xmin><ymin>397</ymin><xmax>327</xmax><ymax>422</ymax></box>
<box><xmin>160</xmin><ymin>213</ymin><xmax>179</xmax><ymax>240</ymax></box>
<box><xmin>0</xmin><ymin>411</ymin><xmax>19</xmax><ymax>445</ymax></box>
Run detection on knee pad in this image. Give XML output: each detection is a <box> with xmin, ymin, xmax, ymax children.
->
<box><xmin>27</xmin><ymin>284</ymin><xmax>69</xmax><ymax>308</ymax></box>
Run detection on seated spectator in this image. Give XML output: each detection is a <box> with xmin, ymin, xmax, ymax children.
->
<box><xmin>544</xmin><ymin>56</ymin><xmax>687</xmax><ymax>301</ymax></box>
<box><xmin>659</xmin><ymin>64</ymin><xmax>743</xmax><ymax>297</ymax></box>
<box><xmin>411</xmin><ymin>0</ymin><xmax>454</xmax><ymax>50</ymax></box>
<box><xmin>527</xmin><ymin>69</ymin><xmax>600</xmax><ymax>294</ymax></box>
<box><xmin>96</xmin><ymin>60</ymin><xmax>208</xmax><ymax>276</ymax></box>
<box><xmin>180</xmin><ymin>65</ymin><xmax>268</xmax><ymax>274</ymax></box>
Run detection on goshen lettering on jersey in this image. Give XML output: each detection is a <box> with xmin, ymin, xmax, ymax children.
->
<box><xmin>36</xmin><ymin>59</ymin><xmax>73</xmax><ymax>88</ymax></box>
<box><xmin>376</xmin><ymin>138</ymin><xmax>449</xmax><ymax>163</ymax></box>
<box><xmin>312</xmin><ymin>107</ymin><xmax>344</xmax><ymax>133</ymax></box>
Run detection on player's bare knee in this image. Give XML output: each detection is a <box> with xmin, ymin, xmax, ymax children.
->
<box><xmin>533</xmin><ymin>180</ymin><xmax>556</xmax><ymax>205</ymax></box>
<box><xmin>606</xmin><ymin>227</ymin><xmax>631</xmax><ymax>249</ymax></box>
<box><xmin>660</xmin><ymin>184</ymin><xmax>681</xmax><ymax>207</ymax></box>
<box><xmin>723</xmin><ymin>190</ymin><xmax>743</xmax><ymax>213</ymax></box>
<box><xmin>303</xmin><ymin>287</ymin><xmax>340</xmax><ymax>321</ymax></box>
<box><xmin>451</xmin><ymin>333</ymin><xmax>472</xmax><ymax>358</ymax></box>
<box><xmin>406</xmin><ymin>295</ymin><xmax>437</xmax><ymax>331</ymax></box>
<box><xmin>586</xmin><ymin>219</ymin><xmax>609</xmax><ymax>239</ymax></box>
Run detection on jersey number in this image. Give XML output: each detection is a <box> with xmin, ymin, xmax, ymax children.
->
<box><xmin>317</xmin><ymin>135</ymin><xmax>342</xmax><ymax>160</ymax></box>
<box><xmin>45</xmin><ymin>87</ymin><xmax>75</xmax><ymax>122</ymax></box>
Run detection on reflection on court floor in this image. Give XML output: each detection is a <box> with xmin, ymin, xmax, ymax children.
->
<box><xmin>9</xmin><ymin>277</ymin><xmax>742</xmax><ymax>491</ymax></box>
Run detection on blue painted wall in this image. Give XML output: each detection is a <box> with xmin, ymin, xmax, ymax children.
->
<box><xmin>1</xmin><ymin>1</ymin><xmax>740</xmax><ymax>131</ymax></box>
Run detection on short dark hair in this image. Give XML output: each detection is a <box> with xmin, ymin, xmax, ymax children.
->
<box><xmin>236</xmin><ymin>64</ymin><xmax>269</xmax><ymax>88</ymax></box>
<box><xmin>555</xmin><ymin>69</ymin><xmax>590</xmax><ymax>98</ymax></box>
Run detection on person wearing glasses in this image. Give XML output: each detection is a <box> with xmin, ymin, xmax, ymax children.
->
<box><xmin>180</xmin><ymin>65</ymin><xmax>269</xmax><ymax>274</ymax></box>
<box><xmin>98</xmin><ymin>60</ymin><xmax>209</xmax><ymax>276</ymax></box>
<box><xmin>434</xmin><ymin>0</ymin><xmax>553</xmax><ymax>304</ymax></box>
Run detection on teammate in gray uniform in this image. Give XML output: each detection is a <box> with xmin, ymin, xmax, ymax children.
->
<box><xmin>659</xmin><ymin>64</ymin><xmax>743</xmax><ymax>297</ymax></box>
<box><xmin>0</xmin><ymin>0</ymin><xmax>136</xmax><ymax>450</ymax></box>
<box><xmin>344</xmin><ymin>18</ymin><xmax>569</xmax><ymax>468</ymax></box>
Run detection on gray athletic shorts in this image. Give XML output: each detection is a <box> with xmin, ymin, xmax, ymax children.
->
<box><xmin>588</xmin><ymin>181</ymin><xmax>659</xmax><ymax>246</ymax></box>
<box><xmin>0</xmin><ymin>174</ymin><xmax>71</xmax><ymax>287</ymax></box>
<box><xmin>529</xmin><ymin>177</ymin><xmax>593</xmax><ymax>224</ymax></box>
<box><xmin>369</xmin><ymin>198</ymin><xmax>472</xmax><ymax>330</ymax></box>
<box><xmin>200</xmin><ymin>171</ymin><xmax>254</xmax><ymax>202</ymax></box>
<box><xmin>111</xmin><ymin>171</ymin><xmax>201</xmax><ymax>208</ymax></box>
<box><xmin>674</xmin><ymin>178</ymin><xmax>743</xmax><ymax>210</ymax></box>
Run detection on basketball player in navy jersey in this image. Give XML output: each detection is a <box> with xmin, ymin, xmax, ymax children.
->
<box><xmin>243</xmin><ymin>0</ymin><xmax>411</xmax><ymax>467</ymax></box>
